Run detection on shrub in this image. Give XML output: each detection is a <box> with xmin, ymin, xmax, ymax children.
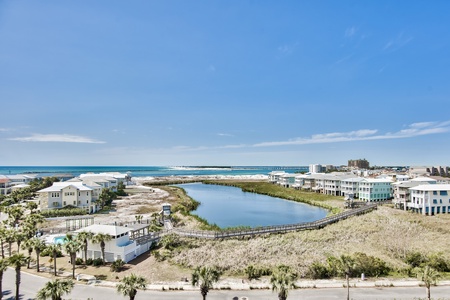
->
<box><xmin>40</xmin><ymin>248</ymin><xmax>63</xmax><ymax>257</ymax></box>
<box><xmin>93</xmin><ymin>258</ymin><xmax>103</xmax><ymax>266</ymax></box>
<box><xmin>86</xmin><ymin>258</ymin><xmax>94</xmax><ymax>265</ymax></box>
<box><xmin>307</xmin><ymin>261</ymin><xmax>331</xmax><ymax>279</ymax></box>
<box><xmin>110</xmin><ymin>259</ymin><xmax>125</xmax><ymax>272</ymax></box>
<box><xmin>75</xmin><ymin>258</ymin><xmax>84</xmax><ymax>265</ymax></box>
<box><xmin>405</xmin><ymin>252</ymin><xmax>427</xmax><ymax>268</ymax></box>
<box><xmin>244</xmin><ymin>265</ymin><xmax>272</xmax><ymax>280</ymax></box>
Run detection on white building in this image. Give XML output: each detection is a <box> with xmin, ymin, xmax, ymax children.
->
<box><xmin>279</xmin><ymin>173</ymin><xmax>297</xmax><ymax>187</ymax></box>
<box><xmin>358</xmin><ymin>178</ymin><xmax>393</xmax><ymax>202</ymax></box>
<box><xmin>408</xmin><ymin>184</ymin><xmax>450</xmax><ymax>215</ymax></box>
<box><xmin>268</xmin><ymin>171</ymin><xmax>286</xmax><ymax>184</ymax></box>
<box><xmin>37</xmin><ymin>182</ymin><xmax>101</xmax><ymax>213</ymax></box>
<box><xmin>309</xmin><ymin>164</ymin><xmax>323</xmax><ymax>174</ymax></box>
<box><xmin>75</xmin><ymin>224</ymin><xmax>153</xmax><ymax>263</ymax></box>
<box><xmin>341</xmin><ymin>177</ymin><xmax>365</xmax><ymax>199</ymax></box>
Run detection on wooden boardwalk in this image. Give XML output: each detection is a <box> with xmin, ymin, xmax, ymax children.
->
<box><xmin>131</xmin><ymin>203</ymin><xmax>378</xmax><ymax>244</ymax></box>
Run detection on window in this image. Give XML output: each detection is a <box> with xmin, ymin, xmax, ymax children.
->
<box><xmin>440</xmin><ymin>191</ymin><xmax>448</xmax><ymax>196</ymax></box>
<box><xmin>433</xmin><ymin>199</ymin><xmax>437</xmax><ymax>204</ymax></box>
<box><xmin>433</xmin><ymin>191</ymin><xmax>438</xmax><ymax>195</ymax></box>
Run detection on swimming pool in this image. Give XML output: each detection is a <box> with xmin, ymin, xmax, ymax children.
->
<box><xmin>52</xmin><ymin>235</ymin><xmax>66</xmax><ymax>244</ymax></box>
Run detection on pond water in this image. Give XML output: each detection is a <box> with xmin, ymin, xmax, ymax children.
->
<box><xmin>176</xmin><ymin>183</ymin><xmax>328</xmax><ymax>228</ymax></box>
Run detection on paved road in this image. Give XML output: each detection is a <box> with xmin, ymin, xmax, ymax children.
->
<box><xmin>3</xmin><ymin>269</ymin><xmax>450</xmax><ymax>300</ymax></box>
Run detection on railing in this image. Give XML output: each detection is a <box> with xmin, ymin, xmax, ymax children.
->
<box><xmin>130</xmin><ymin>203</ymin><xmax>378</xmax><ymax>242</ymax></box>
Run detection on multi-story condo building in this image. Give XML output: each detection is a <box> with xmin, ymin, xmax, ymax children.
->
<box><xmin>0</xmin><ymin>178</ymin><xmax>11</xmax><ymax>195</ymax></box>
<box><xmin>268</xmin><ymin>171</ymin><xmax>286</xmax><ymax>184</ymax></box>
<box><xmin>358</xmin><ymin>178</ymin><xmax>392</xmax><ymax>202</ymax></box>
<box><xmin>341</xmin><ymin>177</ymin><xmax>365</xmax><ymax>199</ymax></box>
<box><xmin>38</xmin><ymin>181</ymin><xmax>101</xmax><ymax>213</ymax></box>
<box><xmin>279</xmin><ymin>173</ymin><xmax>297</xmax><ymax>188</ymax></box>
<box><xmin>408</xmin><ymin>184</ymin><xmax>450</xmax><ymax>215</ymax></box>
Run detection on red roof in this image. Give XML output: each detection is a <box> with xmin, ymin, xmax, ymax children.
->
<box><xmin>0</xmin><ymin>179</ymin><xmax>10</xmax><ymax>183</ymax></box>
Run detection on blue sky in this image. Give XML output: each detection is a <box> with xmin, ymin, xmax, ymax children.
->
<box><xmin>1</xmin><ymin>1</ymin><xmax>450</xmax><ymax>166</ymax></box>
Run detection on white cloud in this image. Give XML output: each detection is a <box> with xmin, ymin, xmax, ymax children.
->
<box><xmin>218</xmin><ymin>133</ymin><xmax>234</xmax><ymax>137</ymax></box>
<box><xmin>254</xmin><ymin>121</ymin><xmax>450</xmax><ymax>147</ymax></box>
<box><xmin>277</xmin><ymin>42</ymin><xmax>298</xmax><ymax>57</ymax></box>
<box><xmin>9</xmin><ymin>134</ymin><xmax>105</xmax><ymax>144</ymax></box>
<box><xmin>0</xmin><ymin>128</ymin><xmax>10</xmax><ymax>132</ymax></box>
<box><xmin>345</xmin><ymin>26</ymin><xmax>356</xmax><ymax>38</ymax></box>
<box><xmin>383</xmin><ymin>32</ymin><xmax>413</xmax><ymax>52</ymax></box>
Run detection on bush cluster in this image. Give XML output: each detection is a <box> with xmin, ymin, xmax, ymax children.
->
<box><xmin>404</xmin><ymin>252</ymin><xmax>449</xmax><ymax>272</ymax></box>
<box><xmin>40</xmin><ymin>207</ymin><xmax>87</xmax><ymax>217</ymax></box>
<box><xmin>244</xmin><ymin>265</ymin><xmax>272</xmax><ymax>280</ymax></box>
<box><xmin>307</xmin><ymin>253</ymin><xmax>390</xmax><ymax>279</ymax></box>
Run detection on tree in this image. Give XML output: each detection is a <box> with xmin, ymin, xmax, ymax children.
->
<box><xmin>191</xmin><ymin>266</ymin><xmax>222</xmax><ymax>300</ymax></box>
<box><xmin>21</xmin><ymin>238</ymin><xmax>34</xmax><ymax>269</ymax></box>
<box><xmin>417</xmin><ymin>265</ymin><xmax>440</xmax><ymax>300</ymax></box>
<box><xmin>91</xmin><ymin>233</ymin><xmax>112</xmax><ymax>265</ymax></box>
<box><xmin>270</xmin><ymin>265</ymin><xmax>297</xmax><ymax>300</ymax></box>
<box><xmin>8</xmin><ymin>253</ymin><xmax>29</xmax><ymax>300</ymax></box>
<box><xmin>116</xmin><ymin>273</ymin><xmax>147</xmax><ymax>300</ymax></box>
<box><xmin>0</xmin><ymin>226</ymin><xmax>6</xmax><ymax>258</ymax></box>
<box><xmin>337</xmin><ymin>255</ymin><xmax>356</xmax><ymax>300</ymax></box>
<box><xmin>75</xmin><ymin>231</ymin><xmax>94</xmax><ymax>264</ymax></box>
<box><xmin>4</xmin><ymin>229</ymin><xmax>16</xmax><ymax>257</ymax></box>
<box><xmin>63</xmin><ymin>234</ymin><xmax>82</xmax><ymax>279</ymax></box>
<box><xmin>47</xmin><ymin>244</ymin><xmax>62</xmax><ymax>276</ymax></box>
<box><xmin>0</xmin><ymin>258</ymin><xmax>9</xmax><ymax>300</ymax></box>
<box><xmin>4</xmin><ymin>206</ymin><xmax>25</xmax><ymax>228</ymax></box>
<box><xmin>36</xmin><ymin>279</ymin><xmax>74</xmax><ymax>300</ymax></box>
<box><xmin>14</xmin><ymin>231</ymin><xmax>26</xmax><ymax>255</ymax></box>
<box><xmin>32</xmin><ymin>237</ymin><xmax>46</xmax><ymax>272</ymax></box>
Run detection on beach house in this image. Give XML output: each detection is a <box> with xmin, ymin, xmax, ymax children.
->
<box><xmin>75</xmin><ymin>224</ymin><xmax>153</xmax><ymax>263</ymax></box>
<box><xmin>37</xmin><ymin>181</ymin><xmax>101</xmax><ymax>213</ymax></box>
<box><xmin>408</xmin><ymin>184</ymin><xmax>450</xmax><ymax>215</ymax></box>
<box><xmin>358</xmin><ymin>178</ymin><xmax>393</xmax><ymax>202</ymax></box>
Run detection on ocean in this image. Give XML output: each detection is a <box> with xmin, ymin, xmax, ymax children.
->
<box><xmin>0</xmin><ymin>166</ymin><xmax>308</xmax><ymax>178</ymax></box>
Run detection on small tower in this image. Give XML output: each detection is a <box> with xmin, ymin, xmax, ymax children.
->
<box><xmin>161</xmin><ymin>203</ymin><xmax>171</xmax><ymax>220</ymax></box>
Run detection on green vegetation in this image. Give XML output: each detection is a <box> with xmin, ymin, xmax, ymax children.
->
<box><xmin>192</xmin><ymin>266</ymin><xmax>222</xmax><ymax>300</ymax></box>
<box><xmin>270</xmin><ymin>265</ymin><xmax>298</xmax><ymax>300</ymax></box>
<box><xmin>307</xmin><ymin>253</ymin><xmax>390</xmax><ymax>279</ymax></box>
<box><xmin>40</xmin><ymin>207</ymin><xmax>87</xmax><ymax>218</ymax></box>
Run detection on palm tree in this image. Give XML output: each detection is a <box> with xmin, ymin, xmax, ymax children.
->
<box><xmin>47</xmin><ymin>244</ymin><xmax>61</xmax><ymax>276</ymax></box>
<box><xmin>4</xmin><ymin>206</ymin><xmax>25</xmax><ymax>228</ymax></box>
<box><xmin>63</xmin><ymin>234</ymin><xmax>82</xmax><ymax>279</ymax></box>
<box><xmin>21</xmin><ymin>238</ymin><xmax>34</xmax><ymax>269</ymax></box>
<box><xmin>14</xmin><ymin>231</ymin><xmax>26</xmax><ymax>255</ymax></box>
<box><xmin>0</xmin><ymin>258</ymin><xmax>9</xmax><ymax>300</ymax></box>
<box><xmin>32</xmin><ymin>237</ymin><xmax>46</xmax><ymax>272</ymax></box>
<box><xmin>75</xmin><ymin>231</ymin><xmax>93</xmax><ymax>264</ymax></box>
<box><xmin>417</xmin><ymin>265</ymin><xmax>440</xmax><ymax>300</ymax></box>
<box><xmin>191</xmin><ymin>266</ymin><xmax>222</xmax><ymax>300</ymax></box>
<box><xmin>0</xmin><ymin>226</ymin><xmax>6</xmax><ymax>258</ymax></box>
<box><xmin>337</xmin><ymin>255</ymin><xmax>356</xmax><ymax>300</ymax></box>
<box><xmin>91</xmin><ymin>233</ymin><xmax>112</xmax><ymax>264</ymax></box>
<box><xmin>270</xmin><ymin>265</ymin><xmax>298</xmax><ymax>300</ymax></box>
<box><xmin>4</xmin><ymin>229</ymin><xmax>16</xmax><ymax>257</ymax></box>
<box><xmin>116</xmin><ymin>273</ymin><xmax>147</xmax><ymax>300</ymax></box>
<box><xmin>36</xmin><ymin>279</ymin><xmax>74</xmax><ymax>300</ymax></box>
<box><xmin>8</xmin><ymin>253</ymin><xmax>29</xmax><ymax>300</ymax></box>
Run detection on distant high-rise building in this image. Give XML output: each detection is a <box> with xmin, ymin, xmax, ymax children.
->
<box><xmin>348</xmin><ymin>159</ymin><xmax>370</xmax><ymax>169</ymax></box>
<box><xmin>309</xmin><ymin>164</ymin><xmax>323</xmax><ymax>173</ymax></box>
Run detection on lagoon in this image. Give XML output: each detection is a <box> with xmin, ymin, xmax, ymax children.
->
<box><xmin>176</xmin><ymin>183</ymin><xmax>328</xmax><ymax>228</ymax></box>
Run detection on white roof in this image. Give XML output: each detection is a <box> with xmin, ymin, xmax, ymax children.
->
<box><xmin>410</xmin><ymin>184</ymin><xmax>450</xmax><ymax>191</ymax></box>
<box><xmin>361</xmin><ymin>178</ymin><xmax>393</xmax><ymax>183</ymax></box>
<box><xmin>410</xmin><ymin>177</ymin><xmax>437</xmax><ymax>183</ymax></box>
<box><xmin>38</xmin><ymin>181</ymin><xmax>93</xmax><ymax>192</ymax></box>
<box><xmin>75</xmin><ymin>224</ymin><xmax>130</xmax><ymax>236</ymax></box>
